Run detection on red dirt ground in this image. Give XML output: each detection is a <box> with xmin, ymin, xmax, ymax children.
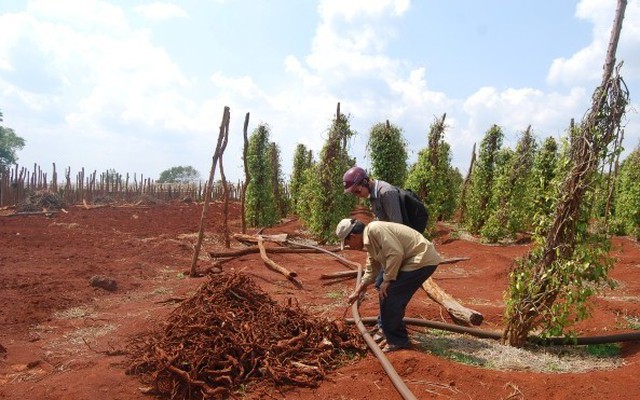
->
<box><xmin>1</xmin><ymin>202</ymin><xmax>639</xmax><ymax>400</ymax></box>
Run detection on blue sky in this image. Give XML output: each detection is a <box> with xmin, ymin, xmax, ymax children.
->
<box><xmin>1</xmin><ymin>0</ymin><xmax>638</xmax><ymax>183</ymax></box>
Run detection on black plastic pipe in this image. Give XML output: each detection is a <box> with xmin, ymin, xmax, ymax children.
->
<box><xmin>349</xmin><ymin>316</ymin><xmax>640</xmax><ymax>345</ymax></box>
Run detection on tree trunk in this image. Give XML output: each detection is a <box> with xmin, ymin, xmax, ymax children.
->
<box><xmin>190</xmin><ymin>106</ymin><xmax>230</xmax><ymax>277</ymax></box>
<box><xmin>422</xmin><ymin>278</ymin><xmax>484</xmax><ymax>326</ymax></box>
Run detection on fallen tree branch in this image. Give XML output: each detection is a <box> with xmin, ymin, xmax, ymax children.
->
<box><xmin>210</xmin><ymin>246</ymin><xmax>338</xmax><ymax>258</ymax></box>
<box><xmin>257</xmin><ymin>237</ymin><xmax>302</xmax><ymax>288</ymax></box>
<box><xmin>287</xmin><ymin>240</ymin><xmax>360</xmax><ymax>270</ymax></box>
<box><xmin>4</xmin><ymin>211</ymin><xmax>57</xmax><ymax>217</ymax></box>
<box><xmin>234</xmin><ymin>233</ymin><xmax>288</xmax><ymax>245</ymax></box>
<box><xmin>321</xmin><ymin>276</ymin><xmax>354</xmax><ymax>286</ymax></box>
<box><xmin>80</xmin><ymin>199</ymin><xmax>111</xmax><ymax>209</ymax></box>
<box><xmin>321</xmin><ymin>270</ymin><xmax>359</xmax><ymax>280</ymax></box>
<box><xmin>422</xmin><ymin>278</ymin><xmax>483</xmax><ymax>326</ymax></box>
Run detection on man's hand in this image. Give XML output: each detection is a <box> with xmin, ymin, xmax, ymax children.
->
<box><xmin>347</xmin><ymin>283</ymin><xmax>368</xmax><ymax>305</ymax></box>
<box><xmin>379</xmin><ymin>280</ymin><xmax>391</xmax><ymax>299</ymax></box>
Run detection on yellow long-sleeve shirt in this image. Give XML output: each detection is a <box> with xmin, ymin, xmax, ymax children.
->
<box><xmin>361</xmin><ymin>221</ymin><xmax>444</xmax><ymax>285</ymax></box>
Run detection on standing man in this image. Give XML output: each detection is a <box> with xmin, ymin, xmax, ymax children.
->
<box><xmin>342</xmin><ymin>166</ymin><xmax>404</xmax><ymax>224</ymax></box>
<box><xmin>336</xmin><ymin>218</ymin><xmax>443</xmax><ymax>352</ymax></box>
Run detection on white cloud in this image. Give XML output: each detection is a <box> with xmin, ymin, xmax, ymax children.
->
<box><xmin>210</xmin><ymin>73</ymin><xmax>265</xmax><ymax>101</ymax></box>
<box><xmin>548</xmin><ymin>0</ymin><xmax>640</xmax><ymax>86</ymax></box>
<box><xmin>388</xmin><ymin>67</ymin><xmax>449</xmax><ymax>109</ymax></box>
<box><xmin>544</xmin><ymin>0</ymin><xmax>639</xmax><ymax>161</ymax></box>
<box><xmin>133</xmin><ymin>2</ymin><xmax>188</xmax><ymax>21</ymax></box>
<box><xmin>318</xmin><ymin>0</ymin><xmax>409</xmax><ymax>21</ymax></box>
<box><xmin>307</xmin><ymin>0</ymin><xmax>408</xmax><ymax>79</ymax></box>
<box><xmin>27</xmin><ymin>0</ymin><xmax>128</xmax><ymax>33</ymax></box>
<box><xmin>2</xmin><ymin>1</ymin><xmax>194</xmax><ymax>132</ymax></box>
<box><xmin>463</xmin><ymin>86</ymin><xmax>588</xmax><ymax>138</ymax></box>
<box><xmin>1</xmin><ymin>0</ymin><xmax>638</xmax><ymax>183</ymax></box>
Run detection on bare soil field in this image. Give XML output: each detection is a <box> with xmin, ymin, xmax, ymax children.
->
<box><xmin>1</xmin><ymin>201</ymin><xmax>639</xmax><ymax>400</ymax></box>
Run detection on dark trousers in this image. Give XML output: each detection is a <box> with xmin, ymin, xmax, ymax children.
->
<box><xmin>375</xmin><ymin>266</ymin><xmax>437</xmax><ymax>347</ymax></box>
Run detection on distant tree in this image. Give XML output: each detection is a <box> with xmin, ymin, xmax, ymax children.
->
<box><xmin>613</xmin><ymin>145</ymin><xmax>640</xmax><ymax>238</ymax></box>
<box><xmin>157</xmin><ymin>166</ymin><xmax>201</xmax><ymax>183</ymax></box>
<box><xmin>463</xmin><ymin>124</ymin><xmax>503</xmax><ymax>233</ymax></box>
<box><xmin>528</xmin><ymin>136</ymin><xmax>559</xmax><ymax>231</ymax></box>
<box><xmin>245</xmin><ymin>124</ymin><xmax>278</xmax><ymax>228</ymax></box>
<box><xmin>289</xmin><ymin>143</ymin><xmax>313</xmax><ymax>214</ymax></box>
<box><xmin>0</xmin><ymin>110</ymin><xmax>26</xmax><ymax>169</ymax></box>
<box><xmin>366</xmin><ymin>121</ymin><xmax>407</xmax><ymax>187</ymax></box>
<box><xmin>478</xmin><ymin>147</ymin><xmax>514</xmax><ymax>242</ymax></box>
<box><xmin>406</xmin><ymin>114</ymin><xmax>460</xmax><ymax>231</ymax></box>
<box><xmin>298</xmin><ymin>103</ymin><xmax>356</xmax><ymax>243</ymax></box>
<box><xmin>268</xmin><ymin>141</ymin><xmax>289</xmax><ymax>218</ymax></box>
<box><xmin>481</xmin><ymin>126</ymin><xmax>537</xmax><ymax>242</ymax></box>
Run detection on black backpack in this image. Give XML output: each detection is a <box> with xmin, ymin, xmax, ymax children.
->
<box><xmin>398</xmin><ymin>188</ymin><xmax>428</xmax><ymax>233</ymax></box>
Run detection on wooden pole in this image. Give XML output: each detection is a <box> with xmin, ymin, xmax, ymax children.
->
<box><xmin>241</xmin><ymin>112</ymin><xmax>250</xmax><ymax>234</ymax></box>
<box><xmin>189</xmin><ymin>106</ymin><xmax>230</xmax><ymax>277</ymax></box>
<box><xmin>218</xmin><ymin>108</ymin><xmax>231</xmax><ymax>248</ymax></box>
<box><xmin>503</xmin><ymin>0</ymin><xmax>628</xmax><ymax>346</ymax></box>
<box><xmin>287</xmin><ymin>239</ymin><xmax>359</xmax><ymax>270</ymax></box>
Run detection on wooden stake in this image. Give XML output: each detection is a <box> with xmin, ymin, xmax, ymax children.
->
<box><xmin>190</xmin><ymin>106</ymin><xmax>230</xmax><ymax>277</ymax></box>
<box><xmin>241</xmin><ymin>112</ymin><xmax>250</xmax><ymax>234</ymax></box>
<box><xmin>217</xmin><ymin>108</ymin><xmax>231</xmax><ymax>248</ymax></box>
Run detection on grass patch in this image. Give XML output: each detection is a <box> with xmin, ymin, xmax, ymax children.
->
<box><xmin>151</xmin><ymin>287</ymin><xmax>172</xmax><ymax>295</ymax></box>
<box><xmin>326</xmin><ymin>290</ymin><xmax>346</xmax><ymax>300</ymax></box>
<box><xmin>625</xmin><ymin>316</ymin><xmax>640</xmax><ymax>330</ymax></box>
<box><xmin>412</xmin><ymin>329</ymin><xmax>623</xmax><ymax>373</ymax></box>
<box><xmin>584</xmin><ymin>343</ymin><xmax>621</xmax><ymax>358</ymax></box>
<box><xmin>446</xmin><ymin>351</ymin><xmax>485</xmax><ymax>366</ymax></box>
<box><xmin>64</xmin><ymin>325</ymin><xmax>116</xmax><ymax>345</ymax></box>
<box><xmin>425</xmin><ymin>328</ymin><xmax>450</xmax><ymax>337</ymax></box>
<box><xmin>54</xmin><ymin>306</ymin><xmax>95</xmax><ymax>320</ymax></box>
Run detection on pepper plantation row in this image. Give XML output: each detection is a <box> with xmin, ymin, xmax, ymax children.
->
<box><xmin>1</xmin><ymin>104</ymin><xmax>638</xmax><ymax>249</ymax></box>
<box><xmin>0</xmin><ymin>96</ymin><xmax>637</xmax><ymax>349</ymax></box>
<box><xmin>1</xmin><ymin>103</ymin><xmax>638</xmax><ymax>248</ymax></box>
<box><xmin>0</xmin><ymin>17</ymin><xmax>637</xmax><ymax>347</ymax></box>
<box><xmin>242</xmin><ymin>35</ymin><xmax>635</xmax><ymax>347</ymax></box>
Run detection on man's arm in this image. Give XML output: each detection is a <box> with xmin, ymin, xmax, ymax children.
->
<box><xmin>348</xmin><ymin>255</ymin><xmax>379</xmax><ymax>304</ymax></box>
<box><xmin>360</xmin><ymin>253</ymin><xmax>380</xmax><ymax>286</ymax></box>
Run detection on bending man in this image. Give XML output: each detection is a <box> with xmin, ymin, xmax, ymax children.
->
<box><xmin>336</xmin><ymin>218</ymin><xmax>443</xmax><ymax>352</ymax></box>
